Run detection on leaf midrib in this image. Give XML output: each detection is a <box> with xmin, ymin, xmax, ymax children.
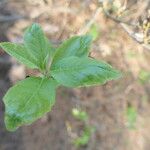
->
<box><xmin>17</xmin><ymin>78</ymin><xmax>45</xmax><ymax>116</ymax></box>
<box><xmin>51</xmin><ymin>64</ymin><xmax>115</xmax><ymax>73</ymax></box>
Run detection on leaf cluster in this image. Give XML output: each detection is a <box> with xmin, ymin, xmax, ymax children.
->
<box><xmin>0</xmin><ymin>23</ymin><xmax>121</xmax><ymax>131</ymax></box>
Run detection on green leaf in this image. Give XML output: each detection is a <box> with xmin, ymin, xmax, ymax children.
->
<box><xmin>138</xmin><ymin>70</ymin><xmax>150</xmax><ymax>84</ymax></box>
<box><xmin>126</xmin><ymin>106</ymin><xmax>137</xmax><ymax>129</ymax></box>
<box><xmin>51</xmin><ymin>56</ymin><xmax>121</xmax><ymax>87</ymax></box>
<box><xmin>0</xmin><ymin>42</ymin><xmax>38</xmax><ymax>69</ymax></box>
<box><xmin>24</xmin><ymin>23</ymin><xmax>54</xmax><ymax>70</ymax></box>
<box><xmin>88</xmin><ymin>24</ymin><xmax>100</xmax><ymax>41</ymax></box>
<box><xmin>52</xmin><ymin>35</ymin><xmax>92</xmax><ymax>63</ymax></box>
<box><xmin>3</xmin><ymin>77</ymin><xmax>58</xmax><ymax>131</ymax></box>
<box><xmin>72</xmin><ymin>108</ymin><xmax>88</xmax><ymax>121</ymax></box>
<box><xmin>74</xmin><ymin>126</ymin><xmax>95</xmax><ymax>147</ymax></box>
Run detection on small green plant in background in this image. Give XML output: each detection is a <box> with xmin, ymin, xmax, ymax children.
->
<box><xmin>126</xmin><ymin>106</ymin><xmax>137</xmax><ymax>129</ymax></box>
<box><xmin>72</xmin><ymin>108</ymin><xmax>95</xmax><ymax>148</ymax></box>
<box><xmin>72</xmin><ymin>108</ymin><xmax>88</xmax><ymax>121</ymax></box>
<box><xmin>74</xmin><ymin>126</ymin><xmax>95</xmax><ymax>148</ymax></box>
<box><xmin>88</xmin><ymin>23</ymin><xmax>100</xmax><ymax>41</ymax></box>
<box><xmin>126</xmin><ymin>51</ymin><xmax>138</xmax><ymax>59</ymax></box>
<box><xmin>138</xmin><ymin>70</ymin><xmax>150</xmax><ymax>84</ymax></box>
<box><xmin>0</xmin><ymin>23</ymin><xmax>121</xmax><ymax>131</ymax></box>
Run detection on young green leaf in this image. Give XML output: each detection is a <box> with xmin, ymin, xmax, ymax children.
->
<box><xmin>126</xmin><ymin>106</ymin><xmax>137</xmax><ymax>129</ymax></box>
<box><xmin>24</xmin><ymin>23</ymin><xmax>54</xmax><ymax>70</ymax></box>
<box><xmin>3</xmin><ymin>77</ymin><xmax>58</xmax><ymax>131</ymax></box>
<box><xmin>0</xmin><ymin>42</ymin><xmax>38</xmax><ymax>69</ymax></box>
<box><xmin>88</xmin><ymin>23</ymin><xmax>100</xmax><ymax>41</ymax></box>
<box><xmin>51</xmin><ymin>56</ymin><xmax>121</xmax><ymax>87</ymax></box>
<box><xmin>52</xmin><ymin>35</ymin><xmax>92</xmax><ymax>63</ymax></box>
<box><xmin>72</xmin><ymin>108</ymin><xmax>88</xmax><ymax>121</ymax></box>
<box><xmin>74</xmin><ymin>126</ymin><xmax>95</xmax><ymax>147</ymax></box>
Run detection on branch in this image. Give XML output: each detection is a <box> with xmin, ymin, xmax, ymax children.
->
<box><xmin>120</xmin><ymin>23</ymin><xmax>143</xmax><ymax>44</ymax></box>
<box><xmin>120</xmin><ymin>23</ymin><xmax>150</xmax><ymax>51</ymax></box>
<box><xmin>102</xmin><ymin>5</ymin><xmax>150</xmax><ymax>51</ymax></box>
<box><xmin>103</xmin><ymin>8</ymin><xmax>135</xmax><ymax>26</ymax></box>
<box><xmin>78</xmin><ymin>7</ymin><xmax>102</xmax><ymax>35</ymax></box>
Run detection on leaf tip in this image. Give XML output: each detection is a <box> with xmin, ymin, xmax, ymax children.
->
<box><xmin>5</xmin><ymin>113</ymin><xmax>22</xmax><ymax>132</ymax></box>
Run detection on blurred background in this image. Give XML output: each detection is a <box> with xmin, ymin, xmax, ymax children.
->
<box><xmin>0</xmin><ymin>0</ymin><xmax>150</xmax><ymax>150</ymax></box>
